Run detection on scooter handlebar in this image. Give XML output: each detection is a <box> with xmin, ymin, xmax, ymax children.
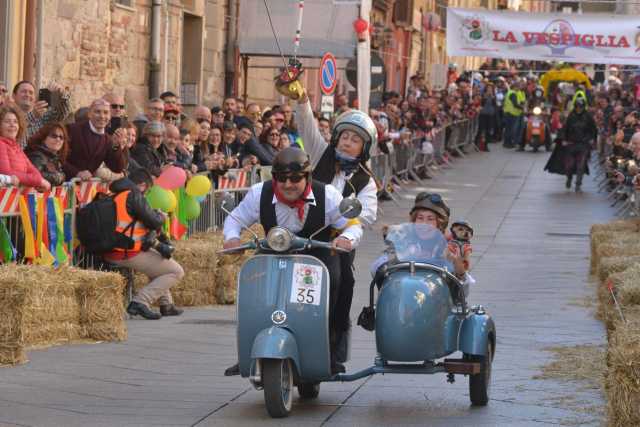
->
<box><xmin>305</xmin><ymin>239</ymin><xmax>350</xmax><ymax>253</ymax></box>
<box><xmin>217</xmin><ymin>241</ymin><xmax>257</xmax><ymax>254</ymax></box>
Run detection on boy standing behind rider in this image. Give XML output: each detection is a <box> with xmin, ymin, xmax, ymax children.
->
<box><xmin>288</xmin><ymin>84</ymin><xmax>378</xmax><ymax>370</ymax></box>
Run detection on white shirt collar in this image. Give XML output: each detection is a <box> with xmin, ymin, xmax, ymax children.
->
<box><xmin>89</xmin><ymin>121</ymin><xmax>105</xmax><ymax>135</ymax></box>
<box><xmin>272</xmin><ymin>187</ymin><xmax>317</xmax><ymax>206</ymax></box>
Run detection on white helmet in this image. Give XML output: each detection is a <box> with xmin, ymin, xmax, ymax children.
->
<box><xmin>332</xmin><ymin>110</ymin><xmax>378</xmax><ymax>161</ymax></box>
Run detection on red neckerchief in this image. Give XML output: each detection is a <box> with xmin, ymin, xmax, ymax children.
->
<box><xmin>273</xmin><ymin>180</ymin><xmax>312</xmax><ymax>221</ymax></box>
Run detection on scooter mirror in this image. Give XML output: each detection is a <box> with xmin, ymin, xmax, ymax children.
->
<box><xmin>339</xmin><ymin>198</ymin><xmax>362</xmax><ymax>219</ymax></box>
<box><xmin>220</xmin><ymin>192</ymin><xmax>236</xmax><ymax>212</ymax></box>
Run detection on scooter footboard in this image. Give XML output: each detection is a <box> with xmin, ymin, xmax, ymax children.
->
<box><xmin>459</xmin><ymin>313</ymin><xmax>496</xmax><ymax>357</ymax></box>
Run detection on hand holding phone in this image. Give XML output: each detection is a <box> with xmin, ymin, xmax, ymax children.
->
<box><xmin>38</xmin><ymin>88</ymin><xmax>52</xmax><ymax>105</ymax></box>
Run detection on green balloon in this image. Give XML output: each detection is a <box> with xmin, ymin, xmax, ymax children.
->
<box><xmin>184</xmin><ymin>195</ymin><xmax>201</xmax><ymax>220</ymax></box>
<box><xmin>146</xmin><ymin>185</ymin><xmax>172</xmax><ymax>212</ymax></box>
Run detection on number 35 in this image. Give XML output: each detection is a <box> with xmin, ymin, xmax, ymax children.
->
<box><xmin>297</xmin><ymin>288</ymin><xmax>315</xmax><ymax>304</ymax></box>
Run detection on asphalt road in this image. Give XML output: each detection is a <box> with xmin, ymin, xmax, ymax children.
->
<box><xmin>0</xmin><ymin>144</ymin><xmax>610</xmax><ymax>427</ymax></box>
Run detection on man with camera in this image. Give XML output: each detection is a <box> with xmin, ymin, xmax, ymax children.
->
<box><xmin>12</xmin><ymin>80</ymin><xmax>72</xmax><ymax>144</ymax></box>
<box><xmin>104</xmin><ymin>168</ymin><xmax>184</xmax><ymax>320</ymax></box>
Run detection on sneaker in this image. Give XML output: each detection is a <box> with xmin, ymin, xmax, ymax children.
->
<box><xmin>160</xmin><ymin>304</ymin><xmax>184</xmax><ymax>316</ymax></box>
<box><xmin>565</xmin><ymin>176</ymin><xmax>572</xmax><ymax>189</ymax></box>
<box><xmin>224</xmin><ymin>363</ymin><xmax>240</xmax><ymax>376</ymax></box>
<box><xmin>127</xmin><ymin>301</ymin><xmax>161</xmax><ymax>320</ymax></box>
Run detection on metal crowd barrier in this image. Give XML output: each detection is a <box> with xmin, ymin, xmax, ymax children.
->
<box><xmin>1</xmin><ymin>116</ymin><xmax>483</xmax><ymax>271</ymax></box>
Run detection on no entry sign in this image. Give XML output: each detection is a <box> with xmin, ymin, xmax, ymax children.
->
<box><xmin>319</xmin><ymin>52</ymin><xmax>337</xmax><ymax>96</ymax></box>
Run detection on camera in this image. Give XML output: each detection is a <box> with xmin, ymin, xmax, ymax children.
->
<box><xmin>141</xmin><ymin>230</ymin><xmax>175</xmax><ymax>259</ymax></box>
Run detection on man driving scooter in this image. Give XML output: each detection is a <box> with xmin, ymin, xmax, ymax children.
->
<box><xmin>289</xmin><ymin>83</ymin><xmax>378</xmax><ymax>372</ymax></box>
<box><xmin>222</xmin><ymin>147</ymin><xmax>363</xmax><ymax>375</ymax></box>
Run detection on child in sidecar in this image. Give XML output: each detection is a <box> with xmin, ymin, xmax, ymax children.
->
<box><xmin>372</xmin><ymin>192</ymin><xmax>476</xmax><ymax>291</ymax></box>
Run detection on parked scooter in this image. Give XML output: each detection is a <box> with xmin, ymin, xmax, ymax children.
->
<box><xmin>221</xmin><ymin>196</ymin><xmax>497</xmax><ymax>418</ymax></box>
<box><xmin>524</xmin><ymin>106</ymin><xmax>551</xmax><ymax>151</ymax></box>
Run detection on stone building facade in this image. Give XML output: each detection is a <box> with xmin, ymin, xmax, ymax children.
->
<box><xmin>2</xmin><ymin>0</ymin><xmax>228</xmax><ymax>118</ymax></box>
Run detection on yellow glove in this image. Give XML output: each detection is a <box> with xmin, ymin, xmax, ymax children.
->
<box><xmin>276</xmin><ymin>79</ymin><xmax>305</xmax><ymax>100</ymax></box>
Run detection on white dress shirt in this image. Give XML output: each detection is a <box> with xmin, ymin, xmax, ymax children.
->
<box><xmin>223</xmin><ymin>181</ymin><xmax>363</xmax><ymax>246</ymax></box>
<box><xmin>295</xmin><ymin>100</ymin><xmax>378</xmax><ymax>226</ymax></box>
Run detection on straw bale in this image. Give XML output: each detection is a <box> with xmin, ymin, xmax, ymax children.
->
<box><xmin>132</xmin><ymin>233</ymin><xmax>221</xmax><ymax>307</ymax></box>
<box><xmin>590</xmin><ymin>218</ymin><xmax>640</xmax><ymax>236</ymax></box>
<box><xmin>0</xmin><ymin>265</ymin><xmax>128</xmax><ymax>365</ymax></box>
<box><xmin>606</xmin><ymin>264</ymin><xmax>640</xmax><ymax>307</ymax></box>
<box><xmin>591</xmin><ymin>231</ymin><xmax>640</xmax><ymax>274</ymax></box>
<box><xmin>0</xmin><ymin>283</ymin><xmax>27</xmax><ymax>365</ymax></box>
<box><xmin>597</xmin><ymin>256</ymin><xmax>640</xmax><ymax>282</ymax></box>
<box><xmin>605</xmin><ymin>311</ymin><xmax>640</xmax><ymax>427</ymax></box>
<box><xmin>215</xmin><ymin>264</ymin><xmax>240</xmax><ymax>304</ymax></box>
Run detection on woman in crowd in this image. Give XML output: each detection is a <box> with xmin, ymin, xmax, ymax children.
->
<box><xmin>258</xmin><ymin>127</ymin><xmax>280</xmax><ymax>161</ymax></box>
<box><xmin>0</xmin><ymin>104</ymin><xmax>49</xmax><ymax>190</ymax></box>
<box><xmin>25</xmin><ymin>122</ymin><xmax>69</xmax><ymax>186</ymax></box>
<box><xmin>130</xmin><ymin>121</ymin><xmax>167</xmax><ymax>177</ymax></box>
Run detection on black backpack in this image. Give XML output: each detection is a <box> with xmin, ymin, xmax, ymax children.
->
<box><xmin>76</xmin><ymin>192</ymin><xmax>135</xmax><ymax>254</ymax></box>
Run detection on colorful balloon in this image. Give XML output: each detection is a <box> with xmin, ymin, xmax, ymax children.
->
<box><xmin>165</xmin><ymin>189</ymin><xmax>177</xmax><ymax>213</ymax></box>
<box><xmin>185</xmin><ymin>175</ymin><xmax>212</xmax><ymax>197</ymax></box>
<box><xmin>156</xmin><ymin>166</ymin><xmax>187</xmax><ymax>190</ymax></box>
<box><xmin>146</xmin><ymin>185</ymin><xmax>172</xmax><ymax>212</ymax></box>
<box><xmin>184</xmin><ymin>195</ymin><xmax>201</xmax><ymax>220</ymax></box>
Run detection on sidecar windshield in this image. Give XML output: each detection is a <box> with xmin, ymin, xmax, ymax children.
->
<box><xmin>384</xmin><ymin>223</ymin><xmax>452</xmax><ymax>270</ymax></box>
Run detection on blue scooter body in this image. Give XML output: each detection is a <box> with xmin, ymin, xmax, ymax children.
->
<box><xmin>375</xmin><ymin>265</ymin><xmax>495</xmax><ymax>362</ymax></box>
<box><xmin>236</xmin><ymin>254</ymin><xmax>332</xmax><ymax>381</ymax></box>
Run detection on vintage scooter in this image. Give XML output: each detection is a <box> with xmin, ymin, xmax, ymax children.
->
<box><xmin>221</xmin><ymin>195</ymin><xmax>496</xmax><ymax>418</ymax></box>
<box><xmin>524</xmin><ymin>106</ymin><xmax>551</xmax><ymax>152</ymax></box>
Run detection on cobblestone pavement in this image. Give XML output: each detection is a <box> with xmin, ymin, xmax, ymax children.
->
<box><xmin>0</xmin><ymin>145</ymin><xmax>611</xmax><ymax>427</ymax></box>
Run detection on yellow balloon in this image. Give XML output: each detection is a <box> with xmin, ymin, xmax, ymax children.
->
<box><xmin>165</xmin><ymin>189</ymin><xmax>177</xmax><ymax>213</ymax></box>
<box><xmin>186</xmin><ymin>175</ymin><xmax>212</xmax><ymax>197</ymax></box>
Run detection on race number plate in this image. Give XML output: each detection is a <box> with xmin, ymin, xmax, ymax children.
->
<box><xmin>290</xmin><ymin>263</ymin><xmax>323</xmax><ymax>305</ymax></box>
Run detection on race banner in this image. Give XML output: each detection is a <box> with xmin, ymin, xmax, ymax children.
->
<box><xmin>446</xmin><ymin>8</ymin><xmax>640</xmax><ymax>65</ymax></box>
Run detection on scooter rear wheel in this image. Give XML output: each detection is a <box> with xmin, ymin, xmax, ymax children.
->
<box><xmin>297</xmin><ymin>382</ymin><xmax>320</xmax><ymax>399</ymax></box>
<box><xmin>467</xmin><ymin>341</ymin><xmax>493</xmax><ymax>406</ymax></box>
<box><xmin>263</xmin><ymin>358</ymin><xmax>294</xmax><ymax>418</ymax></box>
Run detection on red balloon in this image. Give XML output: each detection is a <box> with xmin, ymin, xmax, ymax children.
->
<box><xmin>353</xmin><ymin>18</ymin><xmax>368</xmax><ymax>34</ymax></box>
<box><xmin>155</xmin><ymin>166</ymin><xmax>187</xmax><ymax>190</ymax></box>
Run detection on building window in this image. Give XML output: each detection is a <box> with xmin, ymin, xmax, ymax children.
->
<box><xmin>115</xmin><ymin>0</ymin><xmax>133</xmax><ymax>7</ymax></box>
<box><xmin>437</xmin><ymin>0</ymin><xmax>447</xmax><ymax>29</ymax></box>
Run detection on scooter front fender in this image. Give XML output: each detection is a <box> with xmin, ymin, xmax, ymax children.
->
<box><xmin>251</xmin><ymin>327</ymin><xmax>300</xmax><ymax>372</ymax></box>
<box><xmin>459</xmin><ymin>313</ymin><xmax>496</xmax><ymax>357</ymax></box>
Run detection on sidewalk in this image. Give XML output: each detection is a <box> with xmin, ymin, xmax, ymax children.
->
<box><xmin>0</xmin><ymin>145</ymin><xmax>611</xmax><ymax>427</ymax></box>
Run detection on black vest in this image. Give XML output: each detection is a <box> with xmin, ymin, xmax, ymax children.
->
<box><xmin>313</xmin><ymin>146</ymin><xmax>372</xmax><ymax>198</ymax></box>
<box><xmin>259</xmin><ymin>180</ymin><xmax>332</xmax><ymax>242</ymax></box>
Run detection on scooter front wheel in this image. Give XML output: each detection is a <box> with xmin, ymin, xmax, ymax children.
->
<box><xmin>297</xmin><ymin>382</ymin><xmax>320</xmax><ymax>399</ymax></box>
<box><xmin>262</xmin><ymin>358</ymin><xmax>294</xmax><ymax>418</ymax></box>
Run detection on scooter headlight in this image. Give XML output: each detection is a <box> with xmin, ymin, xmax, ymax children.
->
<box><xmin>533</xmin><ymin>107</ymin><xmax>542</xmax><ymax>116</ymax></box>
<box><xmin>267</xmin><ymin>227</ymin><xmax>293</xmax><ymax>252</ymax></box>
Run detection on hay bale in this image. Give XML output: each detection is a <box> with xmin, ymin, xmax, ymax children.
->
<box><xmin>607</xmin><ymin>264</ymin><xmax>640</xmax><ymax>307</ymax></box>
<box><xmin>0</xmin><ymin>283</ymin><xmax>27</xmax><ymax>365</ymax></box>
<box><xmin>591</xmin><ymin>231</ymin><xmax>640</xmax><ymax>274</ymax></box>
<box><xmin>133</xmin><ymin>232</ymin><xmax>222</xmax><ymax>307</ymax></box>
<box><xmin>590</xmin><ymin>219</ymin><xmax>640</xmax><ymax>236</ymax></box>
<box><xmin>598</xmin><ymin>256</ymin><xmax>640</xmax><ymax>283</ymax></box>
<box><xmin>606</xmin><ymin>311</ymin><xmax>640</xmax><ymax>427</ymax></box>
<box><xmin>0</xmin><ymin>265</ymin><xmax>127</xmax><ymax>366</ymax></box>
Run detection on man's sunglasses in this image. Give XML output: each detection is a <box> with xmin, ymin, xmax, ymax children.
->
<box><xmin>273</xmin><ymin>173</ymin><xmax>307</xmax><ymax>183</ymax></box>
<box><xmin>111</xmin><ymin>104</ymin><xmax>125</xmax><ymax>110</ymax></box>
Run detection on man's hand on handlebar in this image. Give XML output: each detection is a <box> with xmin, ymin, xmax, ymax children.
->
<box><xmin>331</xmin><ymin>237</ymin><xmax>352</xmax><ymax>252</ymax></box>
<box><xmin>223</xmin><ymin>238</ymin><xmax>242</xmax><ymax>250</ymax></box>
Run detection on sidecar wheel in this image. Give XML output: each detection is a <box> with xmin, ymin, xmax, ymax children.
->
<box><xmin>297</xmin><ymin>382</ymin><xmax>320</xmax><ymax>399</ymax></box>
<box><xmin>262</xmin><ymin>358</ymin><xmax>293</xmax><ymax>418</ymax></box>
<box><xmin>467</xmin><ymin>341</ymin><xmax>492</xmax><ymax>406</ymax></box>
